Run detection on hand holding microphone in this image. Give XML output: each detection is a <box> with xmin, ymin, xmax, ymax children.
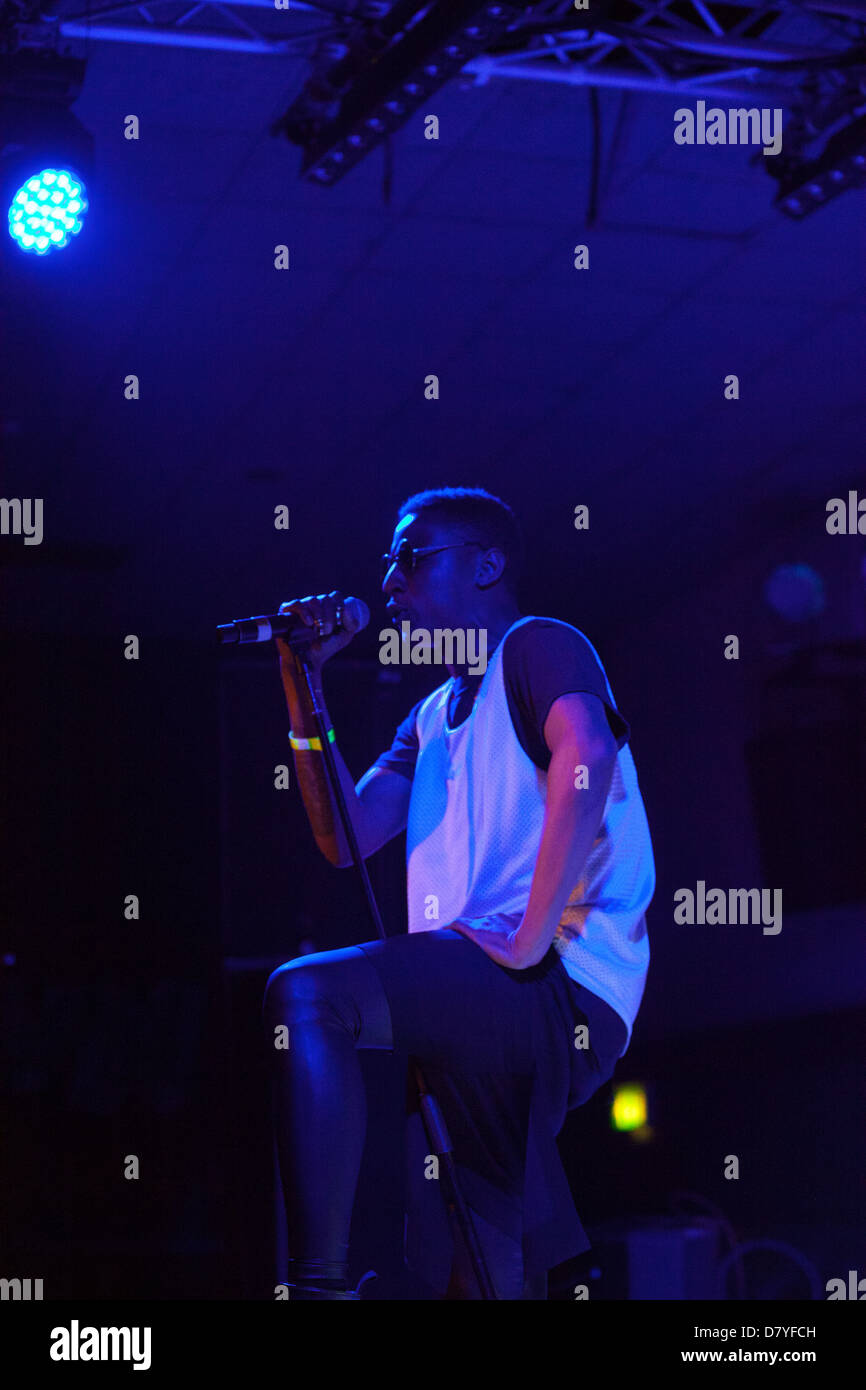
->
<box><xmin>215</xmin><ymin>590</ymin><xmax>369</xmax><ymax>716</ymax></box>
<box><xmin>275</xmin><ymin>591</ymin><xmax>368</xmax><ymax>677</ymax></box>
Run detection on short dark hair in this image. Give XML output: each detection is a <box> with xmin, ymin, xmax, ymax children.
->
<box><xmin>395</xmin><ymin>486</ymin><xmax>524</xmax><ymax>598</ymax></box>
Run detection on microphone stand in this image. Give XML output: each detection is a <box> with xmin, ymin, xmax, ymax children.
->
<box><xmin>298</xmin><ymin>651</ymin><xmax>498</xmax><ymax>1301</ymax></box>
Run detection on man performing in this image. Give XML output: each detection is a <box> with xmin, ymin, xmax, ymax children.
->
<box><xmin>263</xmin><ymin>486</ymin><xmax>655</xmax><ymax>1300</ymax></box>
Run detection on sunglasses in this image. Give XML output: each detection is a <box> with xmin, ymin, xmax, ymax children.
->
<box><xmin>380</xmin><ymin>539</ymin><xmax>483</xmax><ymax>582</ymax></box>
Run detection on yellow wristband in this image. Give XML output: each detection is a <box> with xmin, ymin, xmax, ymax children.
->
<box><xmin>289</xmin><ymin>728</ymin><xmax>336</xmax><ymax>751</ymax></box>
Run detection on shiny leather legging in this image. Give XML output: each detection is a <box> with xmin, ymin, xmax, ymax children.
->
<box><xmin>261</xmin><ymin>943</ymin><xmax>547</xmax><ymax>1299</ymax></box>
<box><xmin>262</xmin><ymin>945</ymin><xmax>394</xmax><ymax>1278</ymax></box>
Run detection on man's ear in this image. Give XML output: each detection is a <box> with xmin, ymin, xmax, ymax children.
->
<box><xmin>476</xmin><ymin>546</ymin><xmax>507</xmax><ymax>589</ymax></box>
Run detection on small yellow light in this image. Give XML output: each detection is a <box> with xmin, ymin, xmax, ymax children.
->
<box><xmin>611</xmin><ymin>1082</ymin><xmax>647</xmax><ymax>1131</ymax></box>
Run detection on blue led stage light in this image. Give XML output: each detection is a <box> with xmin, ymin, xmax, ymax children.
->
<box><xmin>0</xmin><ymin>52</ymin><xmax>93</xmax><ymax>263</ymax></box>
<box><xmin>8</xmin><ymin>166</ymin><xmax>89</xmax><ymax>255</ymax></box>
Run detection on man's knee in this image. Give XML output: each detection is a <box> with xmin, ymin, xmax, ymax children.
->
<box><xmin>262</xmin><ymin>947</ymin><xmax>390</xmax><ymax>1049</ymax></box>
<box><xmin>263</xmin><ymin>957</ymin><xmax>326</xmax><ymax>1024</ymax></box>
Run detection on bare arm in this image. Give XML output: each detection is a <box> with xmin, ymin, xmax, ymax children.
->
<box><xmin>510</xmin><ymin>692</ymin><xmax>617</xmax><ymax>966</ymax></box>
<box><xmin>276</xmin><ymin>592</ymin><xmax>411</xmax><ymax>866</ymax></box>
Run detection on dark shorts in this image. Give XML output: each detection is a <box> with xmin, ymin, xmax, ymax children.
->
<box><xmin>357</xmin><ymin>927</ymin><xmax>628</xmax><ymax>1295</ymax></box>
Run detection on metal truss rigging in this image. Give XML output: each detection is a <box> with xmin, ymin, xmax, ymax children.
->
<box><xmin>0</xmin><ymin>0</ymin><xmax>860</xmax><ymax>98</ymax></box>
<box><xmin>4</xmin><ymin>0</ymin><xmax>866</xmax><ymax>209</ymax></box>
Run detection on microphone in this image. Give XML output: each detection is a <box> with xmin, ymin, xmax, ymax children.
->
<box><xmin>216</xmin><ymin>596</ymin><xmax>370</xmax><ymax>647</ymax></box>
